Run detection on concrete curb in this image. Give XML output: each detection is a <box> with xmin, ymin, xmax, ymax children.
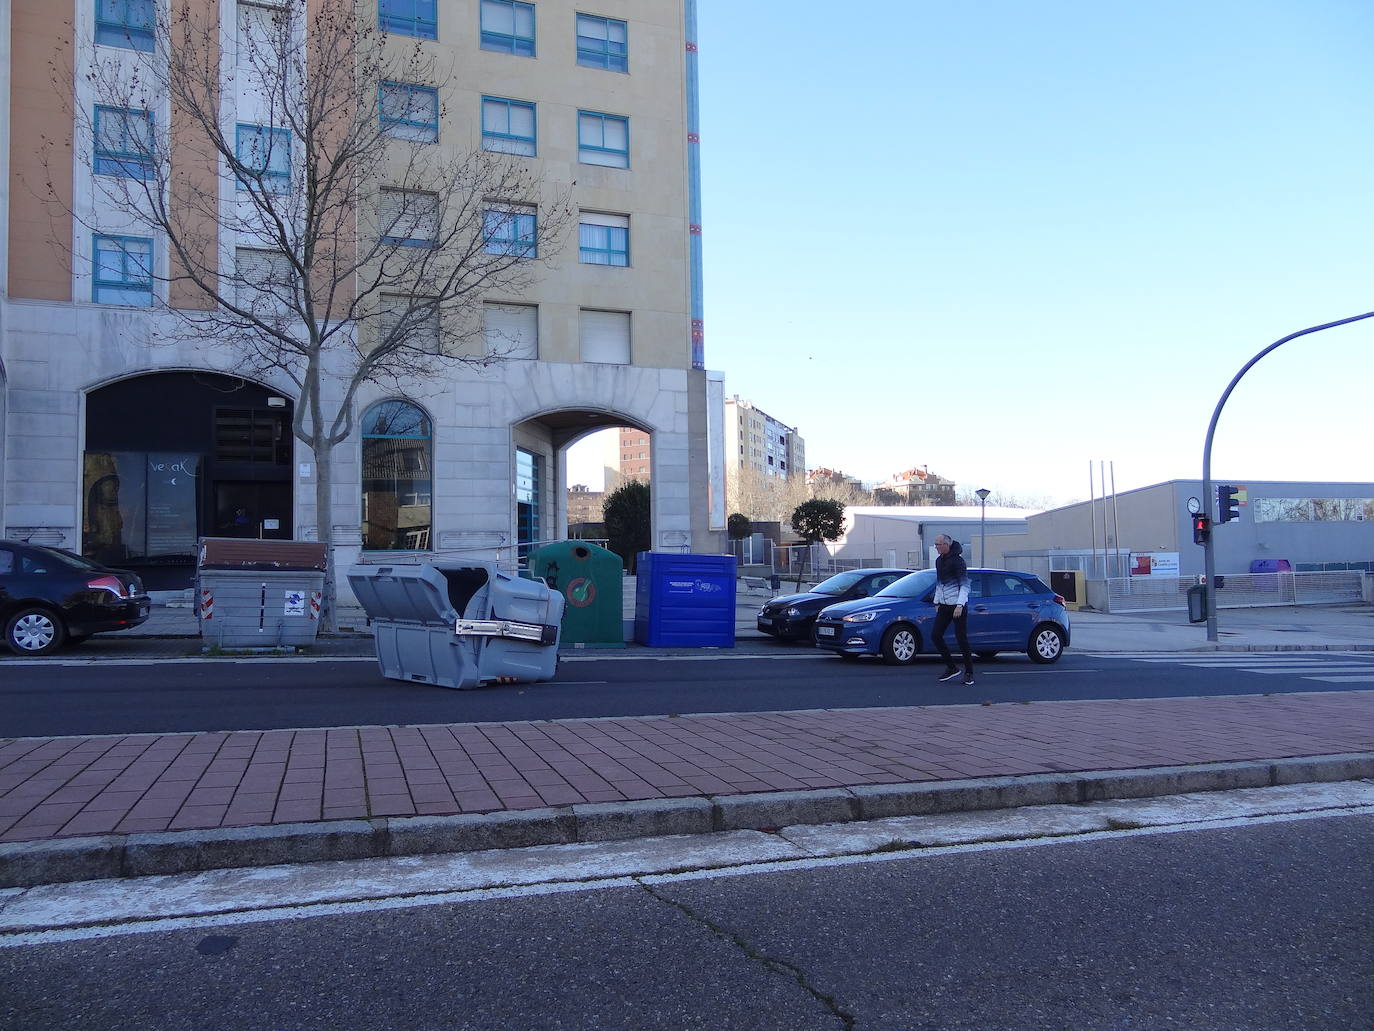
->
<box><xmin>4</xmin><ymin>753</ymin><xmax>1373</xmax><ymax>888</ymax></box>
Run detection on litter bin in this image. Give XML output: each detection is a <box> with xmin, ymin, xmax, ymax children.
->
<box><xmin>347</xmin><ymin>561</ymin><xmax>564</xmax><ymax>688</ymax></box>
<box><xmin>1187</xmin><ymin>583</ymin><xmax>1206</xmax><ymax>624</ymax></box>
<box><xmin>634</xmin><ymin>552</ymin><xmax>736</xmax><ymax>648</ymax></box>
<box><xmin>528</xmin><ymin>541</ymin><xmax>624</xmax><ymax>646</ymax></box>
<box><xmin>196</xmin><ymin>537</ymin><xmax>327</xmax><ymax>648</ymax></box>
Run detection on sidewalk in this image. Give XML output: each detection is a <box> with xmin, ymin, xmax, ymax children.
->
<box><xmin>2</xmin><ymin>596</ymin><xmax>1373</xmax><ymax>887</ymax></box>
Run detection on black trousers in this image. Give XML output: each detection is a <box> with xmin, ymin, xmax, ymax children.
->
<box><xmin>932</xmin><ymin>604</ymin><xmax>972</xmax><ymax>671</ymax></box>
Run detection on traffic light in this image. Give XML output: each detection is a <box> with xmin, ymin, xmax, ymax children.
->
<box><xmin>1192</xmin><ymin>514</ymin><xmax>1211</xmax><ymax>546</ymax></box>
<box><xmin>1216</xmin><ymin>484</ymin><xmax>1240</xmax><ymax>524</ymax></box>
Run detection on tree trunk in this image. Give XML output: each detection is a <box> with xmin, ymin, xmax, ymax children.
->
<box><xmin>312</xmin><ymin>438</ymin><xmax>336</xmax><ymax>634</ymax></box>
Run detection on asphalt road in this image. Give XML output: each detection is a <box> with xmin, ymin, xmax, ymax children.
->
<box><xmin>4</xmin><ymin>649</ymin><xmax>1374</xmax><ymax>737</ymax></box>
<box><xmin>3</xmin><ymin>811</ymin><xmax>1370</xmax><ymax>1030</ymax></box>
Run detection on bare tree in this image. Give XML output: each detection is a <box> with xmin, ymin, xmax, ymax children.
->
<box><xmin>48</xmin><ymin>0</ymin><xmax>573</xmax><ymax>625</ymax></box>
<box><xmin>954</xmin><ymin>487</ymin><xmax>1056</xmax><ymax>510</ymax></box>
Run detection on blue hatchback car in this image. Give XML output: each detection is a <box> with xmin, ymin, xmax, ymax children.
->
<box><xmin>812</xmin><ymin>568</ymin><xmax>1070</xmax><ymax>665</ymax></box>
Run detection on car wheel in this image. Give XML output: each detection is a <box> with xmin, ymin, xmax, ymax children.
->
<box><xmin>1028</xmin><ymin>625</ymin><xmax>1065</xmax><ymax>664</ymax></box>
<box><xmin>880</xmin><ymin>624</ymin><xmax>919</xmax><ymax>666</ymax></box>
<box><xmin>5</xmin><ymin>607</ymin><xmax>67</xmax><ymax>656</ymax></box>
<box><xmin>976</xmin><ymin>651</ymin><xmax>998</xmax><ymax>660</ymax></box>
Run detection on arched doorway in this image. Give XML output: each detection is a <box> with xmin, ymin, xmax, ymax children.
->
<box><xmin>84</xmin><ymin>372</ymin><xmax>295</xmax><ymax>589</ymax></box>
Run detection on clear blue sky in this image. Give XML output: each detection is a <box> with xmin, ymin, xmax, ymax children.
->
<box><xmin>573</xmin><ymin>0</ymin><xmax>1374</xmax><ymax>506</ymax></box>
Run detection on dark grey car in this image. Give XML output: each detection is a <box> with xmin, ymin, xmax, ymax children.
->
<box><xmin>756</xmin><ymin>568</ymin><xmax>910</xmax><ymax>642</ymax></box>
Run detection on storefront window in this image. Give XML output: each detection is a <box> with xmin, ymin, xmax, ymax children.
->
<box><xmin>83</xmin><ymin>451</ymin><xmax>201</xmax><ymax>565</ymax></box>
<box><xmin>361</xmin><ymin>400</ymin><xmax>432</xmax><ymax>550</ymax></box>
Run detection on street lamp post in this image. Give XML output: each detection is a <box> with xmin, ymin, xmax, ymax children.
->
<box><xmin>1200</xmin><ymin>310</ymin><xmax>1374</xmax><ymax>641</ymax></box>
<box><xmin>976</xmin><ymin>488</ymin><xmax>991</xmax><ymax>566</ymax></box>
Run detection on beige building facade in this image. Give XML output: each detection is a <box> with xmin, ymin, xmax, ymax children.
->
<box><xmin>723</xmin><ymin>395</ymin><xmax>804</xmax><ymax>483</ymax></box>
<box><xmin>1</xmin><ymin>0</ymin><xmax>711</xmax><ymax>588</ymax></box>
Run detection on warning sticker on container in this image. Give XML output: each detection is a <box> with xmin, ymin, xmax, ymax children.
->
<box><xmin>284</xmin><ymin>590</ymin><xmax>306</xmax><ymax>616</ymax></box>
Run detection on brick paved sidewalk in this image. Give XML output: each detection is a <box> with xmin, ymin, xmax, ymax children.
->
<box><xmin>5</xmin><ymin>691</ymin><xmax>1374</xmax><ymax>846</ymax></box>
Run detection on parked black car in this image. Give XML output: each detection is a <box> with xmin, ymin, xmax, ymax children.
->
<box><xmin>0</xmin><ymin>541</ymin><xmax>150</xmax><ymax>656</ymax></box>
<box><xmin>756</xmin><ymin>568</ymin><xmax>910</xmax><ymax>642</ymax></box>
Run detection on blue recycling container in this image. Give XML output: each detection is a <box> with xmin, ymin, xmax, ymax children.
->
<box><xmin>634</xmin><ymin>552</ymin><xmax>737</xmax><ymax>648</ymax></box>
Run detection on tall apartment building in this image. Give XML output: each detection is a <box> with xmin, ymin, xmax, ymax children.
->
<box><xmin>723</xmin><ymin>396</ymin><xmax>804</xmax><ymax>481</ymax></box>
<box><xmin>617</xmin><ymin>425</ymin><xmax>651</xmax><ymax>483</ymax></box>
<box><xmin>1</xmin><ymin>0</ymin><xmax>711</xmax><ymax>588</ymax></box>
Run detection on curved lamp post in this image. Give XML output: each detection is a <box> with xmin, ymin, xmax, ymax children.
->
<box><xmin>976</xmin><ymin>488</ymin><xmax>991</xmax><ymax>567</ymax></box>
<box><xmin>1201</xmin><ymin>310</ymin><xmax>1374</xmax><ymax>641</ymax></box>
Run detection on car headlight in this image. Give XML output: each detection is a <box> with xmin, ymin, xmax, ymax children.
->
<box><xmin>786</xmin><ymin>607</ymin><xmax>802</xmax><ymax>617</ymax></box>
<box><xmin>842</xmin><ymin>610</ymin><xmax>881</xmax><ymax>623</ymax></box>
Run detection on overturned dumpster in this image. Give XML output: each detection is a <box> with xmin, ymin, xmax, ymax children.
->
<box><xmin>197</xmin><ymin>537</ymin><xmax>328</xmax><ymax>649</ymax></box>
<box><xmin>347</xmin><ymin>561</ymin><xmax>565</xmax><ymax>688</ymax></box>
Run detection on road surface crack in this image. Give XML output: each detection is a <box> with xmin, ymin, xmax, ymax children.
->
<box><xmin>638</xmin><ymin>879</ymin><xmax>856</xmax><ymax>1030</ymax></box>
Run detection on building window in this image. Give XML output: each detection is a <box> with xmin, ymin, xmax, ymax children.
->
<box><xmin>235</xmin><ymin>247</ymin><xmax>295</xmax><ymax>309</ymax></box>
<box><xmin>94</xmin><ymin>106</ymin><xmax>154</xmax><ymax>179</ymax></box>
<box><xmin>378</xmin><ymin>0</ymin><xmax>436</xmax><ymax>39</ymax></box>
<box><xmin>577</xmin><ymin>111</ymin><xmax>629</xmax><ymax>168</ymax></box>
<box><xmin>579</xmin><ymin>309</ymin><xmax>630</xmax><ymax>364</ymax></box>
<box><xmin>483</xmin><ymin>302</ymin><xmax>538</xmax><ymax>359</ymax></box>
<box><xmin>481</xmin><ymin>0</ymin><xmax>535</xmax><ymax>56</ymax></box>
<box><xmin>579</xmin><ymin>212</ymin><xmax>628</xmax><ymax>266</ymax></box>
<box><xmin>378</xmin><ymin>189</ymin><xmax>438</xmax><ymax>247</ymax></box>
<box><xmin>362</xmin><ymin>400</ymin><xmax>433</xmax><ymax>551</ymax></box>
<box><xmin>379</xmin><ymin>294</ymin><xmax>440</xmax><ymax>352</ymax></box>
<box><xmin>481</xmin><ymin>97</ymin><xmax>536</xmax><ymax>156</ymax></box>
<box><xmin>96</xmin><ymin>0</ymin><xmax>154</xmax><ymax>50</ymax></box>
<box><xmin>575</xmin><ymin>13</ymin><xmax>627</xmax><ymax>72</ymax></box>
<box><xmin>516</xmin><ymin>447</ymin><xmax>542</xmax><ymax>563</ymax></box>
<box><xmin>215</xmin><ymin>407</ymin><xmax>290</xmax><ymax>464</ymax></box>
<box><xmin>483</xmin><ymin>205</ymin><xmax>537</xmax><ymax>257</ymax></box>
<box><xmin>379</xmin><ymin>82</ymin><xmax>439</xmax><ymax>142</ymax></box>
<box><xmin>93</xmin><ymin>235</ymin><xmax>153</xmax><ymax>306</ymax></box>
<box><xmin>236</xmin><ymin>3</ymin><xmax>279</xmax><ymax>68</ymax></box>
<box><xmin>234</xmin><ymin>124</ymin><xmax>292</xmax><ymax>191</ymax></box>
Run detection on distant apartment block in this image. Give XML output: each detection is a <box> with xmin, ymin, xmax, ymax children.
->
<box><xmin>617</xmin><ymin>426</ymin><xmax>652</xmax><ymax>484</ymax></box>
<box><xmin>724</xmin><ymin>396</ymin><xmax>805</xmax><ymax>481</ymax></box>
<box><xmin>874</xmin><ymin>467</ymin><xmax>957</xmax><ymax>506</ymax></box>
<box><xmin>566</xmin><ymin>484</ymin><xmax>605</xmax><ymax>525</ymax></box>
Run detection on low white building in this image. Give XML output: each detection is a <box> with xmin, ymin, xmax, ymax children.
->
<box><xmin>825</xmin><ymin>506</ymin><xmax>1039</xmax><ymax>570</ymax></box>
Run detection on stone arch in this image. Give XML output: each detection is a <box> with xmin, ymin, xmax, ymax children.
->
<box><xmin>82</xmin><ymin>370</ymin><xmax>296</xmax><ymax>589</ymax></box>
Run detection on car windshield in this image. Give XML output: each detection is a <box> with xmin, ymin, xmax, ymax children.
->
<box><xmin>810</xmin><ymin>571</ymin><xmax>866</xmax><ymax>595</ymax></box>
<box><xmin>876</xmin><ymin>570</ymin><xmax>937</xmax><ymax>598</ymax></box>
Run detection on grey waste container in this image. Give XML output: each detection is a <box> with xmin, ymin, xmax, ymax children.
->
<box><xmin>1187</xmin><ymin>583</ymin><xmax>1206</xmax><ymax>624</ymax></box>
<box><xmin>196</xmin><ymin>537</ymin><xmax>327</xmax><ymax>649</ymax></box>
<box><xmin>347</xmin><ymin>561</ymin><xmax>565</xmax><ymax>689</ymax></box>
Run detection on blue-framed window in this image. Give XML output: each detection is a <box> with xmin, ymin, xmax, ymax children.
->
<box><xmin>234</xmin><ymin>124</ymin><xmax>291</xmax><ymax>192</ymax></box>
<box><xmin>579</xmin><ymin>213</ymin><xmax>628</xmax><ymax>266</ymax></box>
<box><xmin>515</xmin><ymin>447</ymin><xmax>542</xmax><ymax>564</ymax></box>
<box><xmin>577</xmin><ymin>111</ymin><xmax>629</xmax><ymax>168</ymax></box>
<box><xmin>93</xmin><ymin>235</ymin><xmax>153</xmax><ymax>306</ymax></box>
<box><xmin>94</xmin><ymin>106</ymin><xmax>155</xmax><ymax>179</ymax></box>
<box><xmin>95</xmin><ymin>0</ymin><xmax>154</xmax><ymax>51</ymax></box>
<box><xmin>481</xmin><ymin>97</ymin><xmax>536</xmax><ymax>156</ymax></box>
<box><xmin>575</xmin><ymin>14</ymin><xmax>626</xmax><ymax>72</ymax></box>
<box><xmin>483</xmin><ymin>206</ymin><xmax>536</xmax><ymax>258</ymax></box>
<box><xmin>481</xmin><ymin>0</ymin><xmax>535</xmax><ymax>56</ymax></box>
<box><xmin>361</xmin><ymin>399</ymin><xmax>433</xmax><ymax>552</ymax></box>
<box><xmin>379</xmin><ymin>82</ymin><xmax>439</xmax><ymax>143</ymax></box>
<box><xmin>377</xmin><ymin>0</ymin><xmax>436</xmax><ymax>39</ymax></box>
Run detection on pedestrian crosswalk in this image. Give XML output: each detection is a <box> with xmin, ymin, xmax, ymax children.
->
<box><xmin>1093</xmin><ymin>652</ymin><xmax>1374</xmax><ymax>684</ymax></box>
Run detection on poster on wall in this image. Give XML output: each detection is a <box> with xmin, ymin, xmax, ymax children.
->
<box><xmin>1130</xmin><ymin>553</ymin><xmax>1180</xmax><ymax>576</ymax></box>
<box><xmin>146</xmin><ymin>454</ymin><xmax>200</xmax><ymax>559</ymax></box>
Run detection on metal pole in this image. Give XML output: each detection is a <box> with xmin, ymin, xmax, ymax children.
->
<box><xmin>1099</xmin><ymin>461</ymin><xmax>1109</xmax><ymax>580</ymax></box>
<box><xmin>1111</xmin><ymin>462</ymin><xmax>1121</xmax><ymax>578</ymax></box>
<box><xmin>1088</xmin><ymin>461</ymin><xmax>1097</xmax><ymax>579</ymax></box>
<box><xmin>1202</xmin><ymin>310</ymin><xmax>1374</xmax><ymax>641</ymax></box>
<box><xmin>975</xmin><ymin>488</ymin><xmax>991</xmax><ymax>567</ymax></box>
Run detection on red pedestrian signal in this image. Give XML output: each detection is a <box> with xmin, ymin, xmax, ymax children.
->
<box><xmin>1192</xmin><ymin>514</ymin><xmax>1211</xmax><ymax>546</ymax></box>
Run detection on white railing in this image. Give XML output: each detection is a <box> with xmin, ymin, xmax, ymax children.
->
<box><xmin>1105</xmin><ymin>571</ymin><xmax>1364</xmax><ymax>612</ymax></box>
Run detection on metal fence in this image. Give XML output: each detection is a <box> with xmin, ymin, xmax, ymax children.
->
<box><xmin>1105</xmin><ymin>571</ymin><xmax>1364</xmax><ymax>613</ymax></box>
